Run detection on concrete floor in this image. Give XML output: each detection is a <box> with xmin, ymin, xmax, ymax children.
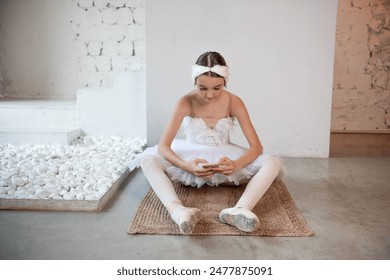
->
<box><xmin>0</xmin><ymin>157</ymin><xmax>389</xmax><ymax>260</ymax></box>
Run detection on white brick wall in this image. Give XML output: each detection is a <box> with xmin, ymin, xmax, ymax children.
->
<box><xmin>73</xmin><ymin>0</ymin><xmax>145</xmax><ymax>88</ymax></box>
<box><xmin>0</xmin><ymin>0</ymin><xmax>145</xmax><ymax>98</ymax></box>
<box><xmin>332</xmin><ymin>0</ymin><xmax>390</xmax><ymax>131</ymax></box>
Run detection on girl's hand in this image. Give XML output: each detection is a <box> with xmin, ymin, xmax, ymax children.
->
<box><xmin>214</xmin><ymin>156</ymin><xmax>236</xmax><ymax>175</ymax></box>
<box><xmin>184</xmin><ymin>158</ymin><xmax>215</xmax><ymax>178</ymax></box>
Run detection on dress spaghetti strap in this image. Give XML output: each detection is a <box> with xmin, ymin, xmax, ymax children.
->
<box><xmin>187</xmin><ymin>94</ymin><xmax>195</xmax><ymax>117</ymax></box>
<box><xmin>226</xmin><ymin>92</ymin><xmax>232</xmax><ymax>118</ymax></box>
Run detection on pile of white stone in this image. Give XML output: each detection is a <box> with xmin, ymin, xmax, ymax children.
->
<box><xmin>0</xmin><ymin>136</ymin><xmax>146</xmax><ymax>201</ymax></box>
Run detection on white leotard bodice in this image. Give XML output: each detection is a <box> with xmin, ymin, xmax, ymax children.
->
<box><xmin>182</xmin><ymin>116</ymin><xmax>234</xmax><ymax>146</ymax></box>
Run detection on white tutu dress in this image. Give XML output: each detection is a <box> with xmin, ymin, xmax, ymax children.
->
<box><xmin>128</xmin><ymin>113</ymin><xmax>278</xmax><ymax>188</ymax></box>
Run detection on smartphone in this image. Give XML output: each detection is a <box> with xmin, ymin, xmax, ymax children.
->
<box><xmin>201</xmin><ymin>163</ymin><xmax>220</xmax><ymax>168</ymax></box>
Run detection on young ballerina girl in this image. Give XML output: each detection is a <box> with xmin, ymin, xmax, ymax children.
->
<box><xmin>129</xmin><ymin>51</ymin><xmax>282</xmax><ymax>234</ymax></box>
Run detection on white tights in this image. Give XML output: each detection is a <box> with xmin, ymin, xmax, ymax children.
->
<box><xmin>140</xmin><ymin>155</ymin><xmax>282</xmax><ymax>233</ymax></box>
<box><xmin>234</xmin><ymin>156</ymin><xmax>282</xmax><ymax>210</ymax></box>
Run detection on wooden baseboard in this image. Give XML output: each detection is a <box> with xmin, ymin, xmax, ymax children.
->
<box><xmin>330</xmin><ymin>131</ymin><xmax>390</xmax><ymax>157</ymax></box>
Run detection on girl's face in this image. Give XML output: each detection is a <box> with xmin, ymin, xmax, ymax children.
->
<box><xmin>195</xmin><ymin>75</ymin><xmax>225</xmax><ymax>103</ymax></box>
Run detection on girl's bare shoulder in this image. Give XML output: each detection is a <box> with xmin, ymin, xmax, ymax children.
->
<box><xmin>185</xmin><ymin>90</ymin><xmax>198</xmax><ymax>100</ymax></box>
<box><xmin>175</xmin><ymin>92</ymin><xmax>196</xmax><ymax>115</ymax></box>
<box><xmin>227</xmin><ymin>92</ymin><xmax>249</xmax><ymax>117</ymax></box>
<box><xmin>228</xmin><ymin>92</ymin><xmax>245</xmax><ymax>107</ymax></box>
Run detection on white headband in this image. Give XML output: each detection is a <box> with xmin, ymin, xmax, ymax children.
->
<box><xmin>191</xmin><ymin>64</ymin><xmax>229</xmax><ymax>85</ymax></box>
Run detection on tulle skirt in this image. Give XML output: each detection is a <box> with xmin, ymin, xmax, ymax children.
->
<box><xmin>128</xmin><ymin>139</ymin><xmax>279</xmax><ymax>187</ymax></box>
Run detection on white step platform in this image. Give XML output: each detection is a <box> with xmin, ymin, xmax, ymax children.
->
<box><xmin>0</xmin><ymin>71</ymin><xmax>146</xmax><ymax>145</ymax></box>
<box><xmin>0</xmin><ymin>127</ymin><xmax>81</xmax><ymax>145</ymax></box>
<box><xmin>0</xmin><ymin>99</ymin><xmax>80</xmax><ymax>145</ymax></box>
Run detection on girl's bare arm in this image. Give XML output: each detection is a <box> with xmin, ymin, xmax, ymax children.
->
<box><xmin>219</xmin><ymin>94</ymin><xmax>263</xmax><ymax>172</ymax></box>
<box><xmin>157</xmin><ymin>95</ymin><xmax>213</xmax><ymax>177</ymax></box>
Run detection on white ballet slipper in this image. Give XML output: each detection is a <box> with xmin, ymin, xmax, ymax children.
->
<box><xmin>170</xmin><ymin>206</ymin><xmax>201</xmax><ymax>234</ymax></box>
<box><xmin>219</xmin><ymin>207</ymin><xmax>260</xmax><ymax>232</ymax></box>
<box><xmin>178</xmin><ymin>207</ymin><xmax>201</xmax><ymax>234</ymax></box>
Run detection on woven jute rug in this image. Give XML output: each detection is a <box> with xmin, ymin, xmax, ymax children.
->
<box><xmin>128</xmin><ymin>180</ymin><xmax>314</xmax><ymax>236</ymax></box>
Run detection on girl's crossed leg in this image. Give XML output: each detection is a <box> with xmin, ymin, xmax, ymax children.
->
<box><xmin>140</xmin><ymin>156</ymin><xmax>200</xmax><ymax>234</ymax></box>
<box><xmin>219</xmin><ymin>156</ymin><xmax>282</xmax><ymax>232</ymax></box>
<box><xmin>140</xmin><ymin>155</ymin><xmax>282</xmax><ymax>234</ymax></box>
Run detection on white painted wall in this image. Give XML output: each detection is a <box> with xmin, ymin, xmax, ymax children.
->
<box><xmin>77</xmin><ymin>71</ymin><xmax>146</xmax><ymax>138</ymax></box>
<box><xmin>146</xmin><ymin>0</ymin><xmax>338</xmax><ymax>157</ymax></box>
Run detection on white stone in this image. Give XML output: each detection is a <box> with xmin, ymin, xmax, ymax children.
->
<box><xmin>19</xmin><ymin>166</ymin><xmax>31</xmax><ymax>174</ymax></box>
<box><xmin>63</xmin><ymin>194</ymin><xmax>76</xmax><ymax>200</ymax></box>
<box><xmin>69</xmin><ymin>189</ymin><xmax>79</xmax><ymax>196</ymax></box>
<box><xmin>11</xmin><ymin>177</ymin><xmax>26</xmax><ymax>187</ymax></box>
<box><xmin>76</xmin><ymin>192</ymin><xmax>85</xmax><ymax>200</ymax></box>
<box><xmin>36</xmin><ymin>165</ymin><xmax>49</xmax><ymax>175</ymax></box>
<box><xmin>59</xmin><ymin>165</ymin><xmax>71</xmax><ymax>173</ymax></box>
<box><xmin>75</xmin><ymin>170</ymin><xmax>86</xmax><ymax>179</ymax></box>
<box><xmin>44</xmin><ymin>184</ymin><xmax>57</xmax><ymax>192</ymax></box>
<box><xmin>0</xmin><ymin>180</ymin><xmax>8</xmax><ymax>187</ymax></box>
<box><xmin>4</xmin><ymin>151</ymin><xmax>16</xmax><ymax>158</ymax></box>
<box><xmin>79</xmin><ymin>167</ymin><xmax>88</xmax><ymax>173</ymax></box>
<box><xmin>97</xmin><ymin>184</ymin><xmax>109</xmax><ymax>192</ymax></box>
<box><xmin>94</xmin><ymin>190</ymin><xmax>106</xmax><ymax>199</ymax></box>
<box><xmin>5</xmin><ymin>170</ymin><xmax>19</xmax><ymax>179</ymax></box>
<box><xmin>14</xmin><ymin>190</ymin><xmax>28</xmax><ymax>197</ymax></box>
<box><xmin>35</xmin><ymin>190</ymin><xmax>51</xmax><ymax>199</ymax></box>
<box><xmin>59</xmin><ymin>189</ymin><xmax>68</xmax><ymax>197</ymax></box>
<box><xmin>0</xmin><ymin>136</ymin><xmax>145</xmax><ymax>201</ymax></box>
<box><xmin>47</xmin><ymin>168</ymin><xmax>59</xmax><ymax>177</ymax></box>
<box><xmin>7</xmin><ymin>185</ymin><xmax>17</xmax><ymax>191</ymax></box>
<box><xmin>34</xmin><ymin>176</ymin><xmax>47</xmax><ymax>186</ymax></box>
<box><xmin>27</xmin><ymin>189</ymin><xmax>35</xmax><ymax>196</ymax></box>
